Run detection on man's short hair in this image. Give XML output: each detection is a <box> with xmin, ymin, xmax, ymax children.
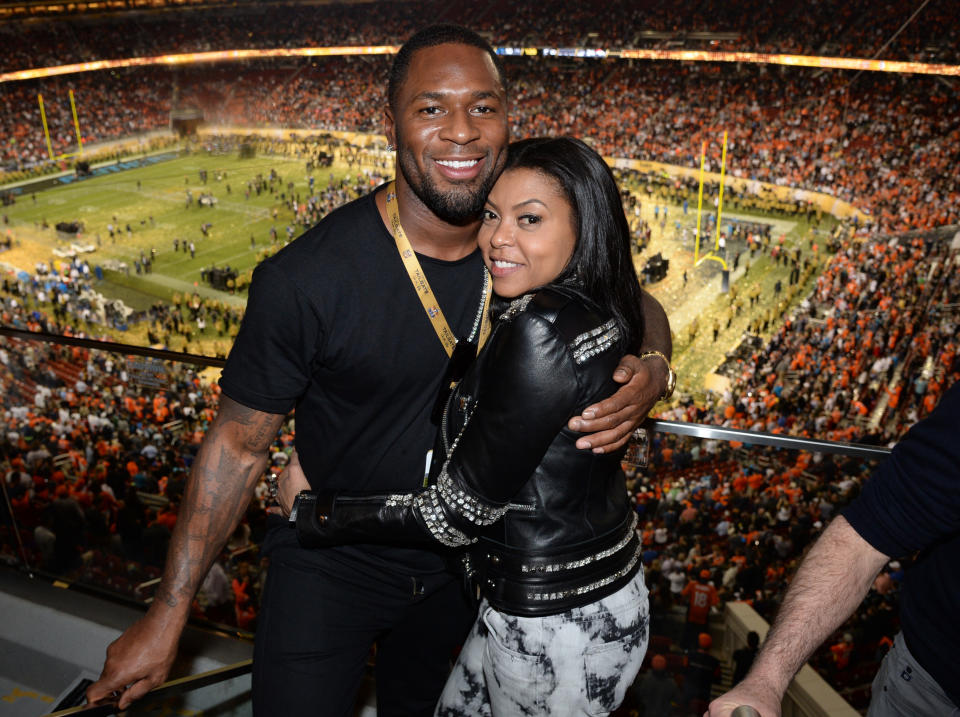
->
<box><xmin>387</xmin><ymin>24</ymin><xmax>506</xmax><ymax>110</ymax></box>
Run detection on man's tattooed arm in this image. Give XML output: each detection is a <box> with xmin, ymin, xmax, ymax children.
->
<box><xmin>87</xmin><ymin>396</ymin><xmax>285</xmax><ymax>709</ymax></box>
<box><xmin>154</xmin><ymin>396</ymin><xmax>284</xmax><ymax>609</ymax></box>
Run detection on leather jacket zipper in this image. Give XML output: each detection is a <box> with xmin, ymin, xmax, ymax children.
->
<box><xmin>507</xmin><ymin>502</ymin><xmax>537</xmax><ymax>512</ymax></box>
<box><xmin>441</xmin><ymin>387</ymin><xmax>454</xmax><ymax>456</ymax></box>
<box><xmin>336</xmin><ymin>495</ymin><xmax>401</xmax><ymax>504</ymax></box>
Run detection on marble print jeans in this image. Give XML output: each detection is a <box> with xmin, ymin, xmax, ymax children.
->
<box><xmin>435</xmin><ymin>569</ymin><xmax>649</xmax><ymax>716</ymax></box>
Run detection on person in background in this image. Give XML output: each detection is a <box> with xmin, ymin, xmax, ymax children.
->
<box><xmin>634</xmin><ymin>654</ymin><xmax>680</xmax><ymax>716</ymax></box>
<box><xmin>732</xmin><ymin>630</ymin><xmax>760</xmax><ymax>685</ymax></box>
<box><xmin>684</xmin><ymin>632</ymin><xmax>720</xmax><ymax>711</ymax></box>
<box><xmin>709</xmin><ymin>382</ymin><xmax>960</xmax><ymax>717</ymax></box>
<box><xmin>682</xmin><ymin>568</ymin><xmax>718</xmax><ymax>648</ymax></box>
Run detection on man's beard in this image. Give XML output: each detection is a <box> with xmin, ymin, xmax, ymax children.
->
<box><xmin>397</xmin><ymin>146</ymin><xmax>499</xmax><ymax>225</ymax></box>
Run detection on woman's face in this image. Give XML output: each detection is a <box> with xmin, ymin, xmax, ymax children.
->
<box><xmin>478</xmin><ymin>168</ymin><xmax>577</xmax><ymax>298</ymax></box>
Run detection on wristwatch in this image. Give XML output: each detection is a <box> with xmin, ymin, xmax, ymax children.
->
<box><xmin>639</xmin><ymin>350</ymin><xmax>677</xmax><ymax>402</ymax></box>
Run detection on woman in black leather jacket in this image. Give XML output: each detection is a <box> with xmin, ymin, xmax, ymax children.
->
<box><xmin>290</xmin><ymin>137</ymin><xmax>654</xmax><ymax>716</ymax></box>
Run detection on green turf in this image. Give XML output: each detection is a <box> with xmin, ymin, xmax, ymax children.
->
<box><xmin>95</xmin><ymin>274</ymin><xmax>163</xmax><ymax>312</ymax></box>
<box><xmin>3</xmin><ymin>150</ymin><xmax>357</xmax><ymax>301</ymax></box>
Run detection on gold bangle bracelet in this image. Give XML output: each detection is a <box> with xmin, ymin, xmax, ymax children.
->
<box><xmin>639</xmin><ymin>350</ymin><xmax>677</xmax><ymax>402</ymax></box>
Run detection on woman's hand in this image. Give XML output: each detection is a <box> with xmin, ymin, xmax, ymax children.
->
<box><xmin>567</xmin><ymin>353</ymin><xmax>667</xmax><ymax>453</ymax></box>
<box><xmin>276</xmin><ymin>449</ymin><xmax>311</xmax><ymax>517</ymax></box>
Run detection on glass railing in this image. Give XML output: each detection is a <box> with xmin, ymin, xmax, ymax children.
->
<box><xmin>1</xmin><ymin>328</ymin><xmax>895</xmax><ymax>715</ymax></box>
<box><xmin>625</xmin><ymin>423</ymin><xmax>886</xmax><ymax>716</ymax></box>
<box><xmin>0</xmin><ymin>327</ymin><xmax>262</xmax><ymax>637</ymax></box>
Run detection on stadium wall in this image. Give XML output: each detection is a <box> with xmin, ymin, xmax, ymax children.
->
<box><xmin>609</xmin><ymin>156</ymin><xmax>868</xmax><ymax>224</ymax></box>
<box><xmin>2</xmin><ymin>151</ymin><xmax>179</xmax><ymax>196</ymax></box>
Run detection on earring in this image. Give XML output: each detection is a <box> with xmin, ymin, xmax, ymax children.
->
<box><xmin>386</xmin><ymin>143</ymin><xmax>395</xmax><ymax>152</ymax></box>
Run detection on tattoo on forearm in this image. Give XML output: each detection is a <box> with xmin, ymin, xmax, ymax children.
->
<box><xmin>155</xmin><ymin>400</ymin><xmax>284</xmax><ymax>608</ymax></box>
<box><xmin>217</xmin><ymin>398</ymin><xmax>280</xmax><ymax>451</ymax></box>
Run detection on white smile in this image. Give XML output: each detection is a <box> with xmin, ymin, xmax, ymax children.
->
<box><xmin>493</xmin><ymin>260</ymin><xmax>520</xmax><ymax>268</ymax></box>
<box><xmin>436</xmin><ymin>159</ymin><xmax>480</xmax><ymax>169</ymax></box>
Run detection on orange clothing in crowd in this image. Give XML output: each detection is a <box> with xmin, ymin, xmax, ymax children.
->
<box><xmin>682</xmin><ymin>581</ymin><xmax>719</xmax><ymax>625</ymax></box>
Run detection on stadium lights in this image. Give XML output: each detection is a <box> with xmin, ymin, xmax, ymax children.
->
<box><xmin>1</xmin><ymin>44</ymin><xmax>958</xmax><ymax>84</ymax></box>
<box><xmin>616</xmin><ymin>48</ymin><xmax>960</xmax><ymax>76</ymax></box>
<box><xmin>0</xmin><ymin>46</ymin><xmax>400</xmax><ymax>83</ymax></box>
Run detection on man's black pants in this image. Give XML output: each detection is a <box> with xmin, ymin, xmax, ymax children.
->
<box><xmin>252</xmin><ymin>525</ymin><xmax>475</xmax><ymax>717</ymax></box>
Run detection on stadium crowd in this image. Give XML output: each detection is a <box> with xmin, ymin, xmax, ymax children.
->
<box><xmin>0</xmin><ymin>70</ymin><xmax>171</xmax><ymax>169</ymax></box>
<box><xmin>0</xmin><ymin>319</ymin><xmax>284</xmax><ymax>631</ymax></box>
<box><xmin>619</xmin><ymin>229</ymin><xmax>958</xmax><ymax>711</ymax></box>
<box><xmin>3</xmin><ymin>58</ymin><xmax>958</xmax><ymax>237</ymax></box>
<box><xmin>683</xmin><ymin>233</ymin><xmax>960</xmax><ymax>442</ymax></box>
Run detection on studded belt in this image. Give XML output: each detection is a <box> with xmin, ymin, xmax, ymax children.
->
<box><xmin>472</xmin><ymin>512</ymin><xmax>642</xmax><ymax>616</ymax></box>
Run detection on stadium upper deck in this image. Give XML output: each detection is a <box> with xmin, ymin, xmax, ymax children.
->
<box><xmin>0</xmin><ymin>0</ymin><xmax>957</xmax><ymax>74</ymax></box>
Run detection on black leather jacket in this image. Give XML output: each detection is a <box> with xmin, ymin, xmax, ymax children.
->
<box><xmin>295</xmin><ymin>285</ymin><xmax>642</xmax><ymax>615</ymax></box>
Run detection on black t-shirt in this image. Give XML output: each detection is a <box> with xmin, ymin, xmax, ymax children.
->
<box><xmin>220</xmin><ymin>187</ymin><xmax>486</xmax><ymax>573</ymax></box>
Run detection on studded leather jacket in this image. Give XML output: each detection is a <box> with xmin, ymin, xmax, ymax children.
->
<box><xmin>295</xmin><ymin>285</ymin><xmax>642</xmax><ymax>616</ymax></box>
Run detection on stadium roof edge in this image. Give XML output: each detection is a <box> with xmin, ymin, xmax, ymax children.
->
<box><xmin>2</xmin><ymin>45</ymin><xmax>959</xmax><ymax>84</ymax></box>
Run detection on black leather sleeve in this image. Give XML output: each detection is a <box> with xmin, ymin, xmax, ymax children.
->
<box><xmin>295</xmin><ymin>311</ymin><xmax>581</xmax><ymax>549</ymax></box>
<box><xmin>440</xmin><ymin>311</ymin><xmax>579</xmax><ymax>504</ymax></box>
<box><xmin>295</xmin><ymin>492</ymin><xmax>435</xmax><ymax>548</ymax></box>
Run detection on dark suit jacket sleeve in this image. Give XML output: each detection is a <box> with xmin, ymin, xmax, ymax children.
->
<box><xmin>842</xmin><ymin>382</ymin><xmax>960</xmax><ymax>556</ymax></box>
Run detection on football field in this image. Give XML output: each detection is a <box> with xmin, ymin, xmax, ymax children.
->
<box><xmin>2</xmin><ymin>151</ymin><xmax>356</xmax><ymax>310</ymax></box>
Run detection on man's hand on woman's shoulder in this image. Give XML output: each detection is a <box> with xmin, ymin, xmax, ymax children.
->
<box><xmin>567</xmin><ymin>353</ymin><xmax>668</xmax><ymax>453</ymax></box>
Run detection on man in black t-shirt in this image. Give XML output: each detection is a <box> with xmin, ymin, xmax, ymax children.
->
<box><xmin>89</xmin><ymin>26</ymin><xmax>672</xmax><ymax>716</ymax></box>
<box><xmin>685</xmin><ymin>632</ymin><xmax>721</xmax><ymax>707</ymax></box>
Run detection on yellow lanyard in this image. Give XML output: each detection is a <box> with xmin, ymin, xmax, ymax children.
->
<box><xmin>385</xmin><ymin>181</ymin><xmax>492</xmax><ymax>356</ymax></box>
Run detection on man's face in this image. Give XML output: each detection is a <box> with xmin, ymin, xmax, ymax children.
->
<box><xmin>386</xmin><ymin>43</ymin><xmax>509</xmax><ymax>224</ymax></box>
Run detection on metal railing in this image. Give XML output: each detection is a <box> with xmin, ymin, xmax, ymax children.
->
<box><xmin>42</xmin><ymin>660</ymin><xmax>252</xmax><ymax>716</ymax></box>
<box><xmin>0</xmin><ymin>326</ymin><xmax>891</xmax><ymax>459</ymax></box>
<box><xmin>0</xmin><ymin>325</ymin><xmax>225</xmax><ymax>368</ymax></box>
<box><xmin>649</xmin><ymin>419</ymin><xmax>891</xmax><ymax>459</ymax></box>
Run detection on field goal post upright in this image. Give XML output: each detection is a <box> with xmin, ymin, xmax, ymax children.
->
<box><xmin>694</xmin><ymin>131</ymin><xmax>730</xmax><ymax>291</ymax></box>
<box><xmin>69</xmin><ymin>89</ymin><xmax>85</xmax><ymax>157</ymax></box>
<box><xmin>37</xmin><ymin>93</ymin><xmax>55</xmax><ymax>160</ymax></box>
<box><xmin>37</xmin><ymin>89</ymin><xmax>85</xmax><ymax>163</ymax></box>
<box><xmin>694</xmin><ymin>140</ymin><xmax>706</xmax><ymax>265</ymax></box>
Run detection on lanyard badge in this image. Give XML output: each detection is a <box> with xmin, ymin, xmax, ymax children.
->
<box><xmin>384</xmin><ymin>181</ymin><xmax>492</xmax><ymax>426</ymax></box>
<box><xmin>384</xmin><ymin>181</ymin><xmax>491</xmax><ymax>357</ymax></box>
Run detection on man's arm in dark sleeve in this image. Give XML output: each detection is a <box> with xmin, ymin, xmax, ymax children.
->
<box><xmin>843</xmin><ymin>381</ymin><xmax>960</xmax><ymax>556</ymax></box>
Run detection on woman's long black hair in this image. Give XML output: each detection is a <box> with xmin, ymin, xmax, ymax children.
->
<box><xmin>501</xmin><ymin>137</ymin><xmax>646</xmax><ymax>350</ymax></box>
